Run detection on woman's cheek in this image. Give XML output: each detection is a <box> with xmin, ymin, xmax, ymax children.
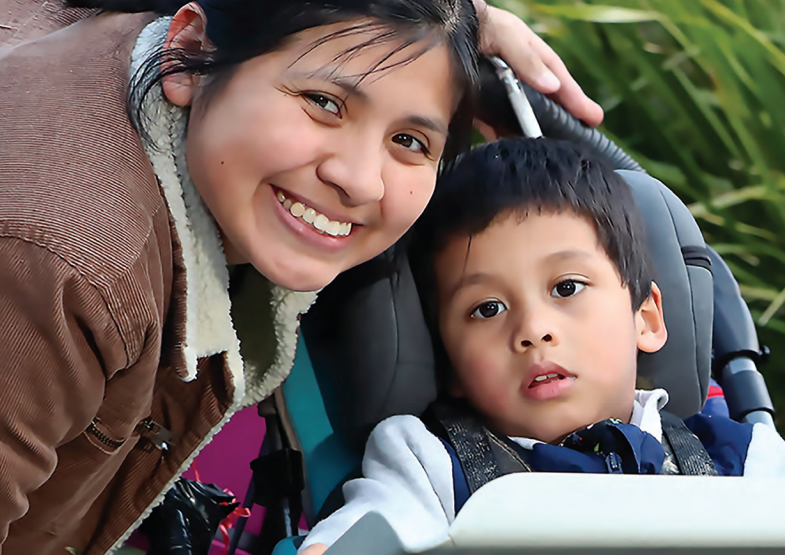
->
<box><xmin>389</xmin><ymin>170</ymin><xmax>437</xmax><ymax>233</ymax></box>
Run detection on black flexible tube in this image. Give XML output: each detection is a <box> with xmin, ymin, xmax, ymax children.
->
<box><xmin>478</xmin><ymin>57</ymin><xmax>645</xmax><ymax>173</ymax></box>
<box><xmin>520</xmin><ymin>83</ymin><xmax>645</xmax><ymax>173</ymax></box>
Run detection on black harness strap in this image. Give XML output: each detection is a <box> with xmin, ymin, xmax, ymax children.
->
<box><xmin>659</xmin><ymin>434</ymin><xmax>681</xmax><ymax>475</ymax></box>
<box><xmin>660</xmin><ymin>411</ymin><xmax>719</xmax><ymax>476</ymax></box>
<box><xmin>428</xmin><ymin>400</ymin><xmax>504</xmax><ymax>494</ymax></box>
<box><xmin>425</xmin><ymin>399</ymin><xmax>529</xmax><ymax>494</ymax></box>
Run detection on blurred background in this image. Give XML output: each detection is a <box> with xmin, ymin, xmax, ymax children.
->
<box><xmin>489</xmin><ymin>0</ymin><xmax>785</xmax><ymax>428</ymax></box>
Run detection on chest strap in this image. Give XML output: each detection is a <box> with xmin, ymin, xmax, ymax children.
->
<box><xmin>423</xmin><ymin>399</ymin><xmax>530</xmax><ymax>496</ymax></box>
<box><xmin>660</xmin><ymin>411</ymin><xmax>719</xmax><ymax>476</ymax></box>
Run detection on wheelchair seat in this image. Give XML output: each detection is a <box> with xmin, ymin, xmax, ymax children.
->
<box><xmin>268</xmin><ymin>175</ymin><xmax>774</xmax><ymax>554</ymax></box>
<box><xmin>281</xmin><ymin>168</ymin><xmax>712</xmax><ymax>530</ymax></box>
<box><xmin>262</xmin><ymin>66</ymin><xmax>776</xmax><ymax>554</ymax></box>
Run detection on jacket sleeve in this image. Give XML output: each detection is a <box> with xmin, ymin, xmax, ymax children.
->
<box><xmin>743</xmin><ymin>422</ymin><xmax>785</xmax><ymax>477</ymax></box>
<box><xmin>0</xmin><ymin>0</ymin><xmax>95</xmax><ymax>50</ymax></box>
<box><xmin>299</xmin><ymin>415</ymin><xmax>456</xmax><ymax>552</ymax></box>
<box><xmin>0</xmin><ymin>237</ymin><xmax>127</xmax><ymax>548</ymax></box>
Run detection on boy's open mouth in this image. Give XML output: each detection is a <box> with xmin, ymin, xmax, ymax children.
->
<box><xmin>528</xmin><ymin>372</ymin><xmax>567</xmax><ymax>388</ymax></box>
<box><xmin>522</xmin><ymin>363</ymin><xmax>576</xmax><ymax>400</ymax></box>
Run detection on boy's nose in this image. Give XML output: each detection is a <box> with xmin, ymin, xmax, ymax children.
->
<box><xmin>514</xmin><ymin>308</ymin><xmax>559</xmax><ymax>350</ymax></box>
<box><xmin>520</xmin><ymin>334</ymin><xmax>553</xmax><ymax>348</ymax></box>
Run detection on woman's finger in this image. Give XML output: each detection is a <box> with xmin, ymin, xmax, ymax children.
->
<box><xmin>527</xmin><ymin>28</ymin><xmax>605</xmax><ymax>127</ymax></box>
<box><xmin>476</xmin><ymin>3</ymin><xmax>604</xmax><ymax>127</ymax></box>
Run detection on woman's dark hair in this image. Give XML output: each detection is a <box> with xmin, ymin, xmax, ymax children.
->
<box><xmin>67</xmin><ymin>0</ymin><xmax>479</xmax><ymax>160</ymax></box>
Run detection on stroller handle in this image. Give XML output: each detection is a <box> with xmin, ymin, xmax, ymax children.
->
<box><xmin>483</xmin><ymin>57</ymin><xmax>645</xmax><ymax>173</ymax></box>
<box><xmin>708</xmin><ymin>246</ymin><xmax>776</xmax><ymax>427</ymax></box>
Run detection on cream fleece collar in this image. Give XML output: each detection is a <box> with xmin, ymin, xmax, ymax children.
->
<box><xmin>115</xmin><ymin>18</ymin><xmax>318</xmax><ymax>554</ymax></box>
<box><xmin>129</xmin><ymin>17</ymin><xmax>318</xmax><ymax>404</ymax></box>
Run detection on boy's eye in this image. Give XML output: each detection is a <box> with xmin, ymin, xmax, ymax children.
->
<box><xmin>551</xmin><ymin>280</ymin><xmax>586</xmax><ymax>298</ymax></box>
<box><xmin>392</xmin><ymin>133</ymin><xmax>429</xmax><ymax>155</ymax></box>
<box><xmin>470</xmin><ymin>300</ymin><xmax>507</xmax><ymax>319</ymax></box>
<box><xmin>304</xmin><ymin>93</ymin><xmax>341</xmax><ymax>116</ymax></box>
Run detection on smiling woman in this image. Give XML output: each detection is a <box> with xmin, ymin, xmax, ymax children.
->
<box><xmin>0</xmin><ymin>0</ymin><xmax>478</xmax><ymax>552</ymax></box>
<box><xmin>0</xmin><ymin>0</ymin><xmax>612</xmax><ymax>548</ymax></box>
<box><xmin>166</xmin><ymin>14</ymin><xmax>461</xmax><ymax>291</ymax></box>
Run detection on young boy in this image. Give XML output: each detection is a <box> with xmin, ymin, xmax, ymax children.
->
<box><xmin>298</xmin><ymin>138</ymin><xmax>785</xmax><ymax>554</ymax></box>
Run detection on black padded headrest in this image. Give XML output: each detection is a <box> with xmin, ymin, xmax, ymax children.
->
<box><xmin>300</xmin><ymin>254</ymin><xmax>437</xmax><ymax>451</ymax></box>
<box><xmin>301</xmin><ymin>172</ymin><xmax>713</xmax><ymax>452</ymax></box>
<box><xmin>621</xmin><ymin>170</ymin><xmax>712</xmax><ymax>416</ymax></box>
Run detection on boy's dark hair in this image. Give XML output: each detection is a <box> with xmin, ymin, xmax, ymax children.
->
<box><xmin>410</xmin><ymin>137</ymin><xmax>655</xmax><ymax>329</ymax></box>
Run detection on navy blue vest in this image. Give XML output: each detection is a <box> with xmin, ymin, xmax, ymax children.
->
<box><xmin>439</xmin><ymin>414</ymin><xmax>754</xmax><ymax>514</ymax></box>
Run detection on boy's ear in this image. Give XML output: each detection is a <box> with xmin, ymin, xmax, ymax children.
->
<box><xmin>636</xmin><ymin>282</ymin><xmax>668</xmax><ymax>353</ymax></box>
<box><xmin>161</xmin><ymin>2</ymin><xmax>208</xmax><ymax>107</ymax></box>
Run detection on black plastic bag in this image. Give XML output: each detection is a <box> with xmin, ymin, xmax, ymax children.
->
<box><xmin>140</xmin><ymin>477</ymin><xmax>239</xmax><ymax>555</ymax></box>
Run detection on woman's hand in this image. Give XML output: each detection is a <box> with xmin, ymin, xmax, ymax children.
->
<box><xmin>474</xmin><ymin>0</ymin><xmax>604</xmax><ymax>127</ymax></box>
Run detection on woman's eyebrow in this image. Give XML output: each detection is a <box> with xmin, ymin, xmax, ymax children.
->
<box><xmin>406</xmin><ymin>115</ymin><xmax>448</xmax><ymax>135</ymax></box>
<box><xmin>293</xmin><ymin>67</ymin><xmax>367</xmax><ymax>99</ymax></box>
<box><xmin>293</xmin><ymin>69</ymin><xmax>449</xmax><ymax>135</ymax></box>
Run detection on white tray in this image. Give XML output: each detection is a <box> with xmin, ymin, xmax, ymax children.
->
<box><xmin>325</xmin><ymin>473</ymin><xmax>785</xmax><ymax>554</ymax></box>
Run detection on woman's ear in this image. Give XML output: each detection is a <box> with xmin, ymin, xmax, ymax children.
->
<box><xmin>161</xmin><ymin>2</ymin><xmax>208</xmax><ymax>107</ymax></box>
<box><xmin>473</xmin><ymin>119</ymin><xmax>500</xmax><ymax>142</ymax></box>
<box><xmin>636</xmin><ymin>282</ymin><xmax>668</xmax><ymax>353</ymax></box>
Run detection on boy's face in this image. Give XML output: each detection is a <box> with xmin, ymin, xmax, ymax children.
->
<box><xmin>435</xmin><ymin>211</ymin><xmax>667</xmax><ymax>444</ymax></box>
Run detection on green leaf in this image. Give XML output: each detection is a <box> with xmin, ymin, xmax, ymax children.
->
<box><xmin>533</xmin><ymin>4</ymin><xmax>662</xmax><ymax>23</ymax></box>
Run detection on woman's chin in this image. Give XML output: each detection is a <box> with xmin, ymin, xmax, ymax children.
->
<box><xmin>261</xmin><ymin>269</ymin><xmax>333</xmax><ymax>293</ymax></box>
<box><xmin>250</xmin><ymin>257</ymin><xmax>338</xmax><ymax>293</ymax></box>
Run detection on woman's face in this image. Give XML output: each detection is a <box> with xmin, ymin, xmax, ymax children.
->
<box><xmin>166</xmin><ymin>16</ymin><xmax>457</xmax><ymax>292</ymax></box>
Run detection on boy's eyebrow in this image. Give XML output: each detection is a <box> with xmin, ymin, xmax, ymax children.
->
<box><xmin>545</xmin><ymin>249</ymin><xmax>595</xmax><ymax>263</ymax></box>
<box><xmin>444</xmin><ymin>249</ymin><xmax>596</xmax><ymax>301</ymax></box>
<box><xmin>444</xmin><ymin>272</ymin><xmax>500</xmax><ymax>302</ymax></box>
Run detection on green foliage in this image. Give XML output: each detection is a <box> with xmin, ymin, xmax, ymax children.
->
<box><xmin>494</xmin><ymin>0</ymin><xmax>785</xmax><ymax>425</ymax></box>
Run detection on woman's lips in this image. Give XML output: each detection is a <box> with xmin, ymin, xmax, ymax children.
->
<box><xmin>273</xmin><ymin>186</ymin><xmax>355</xmax><ymax>237</ymax></box>
<box><xmin>269</xmin><ymin>186</ymin><xmax>356</xmax><ymax>253</ymax></box>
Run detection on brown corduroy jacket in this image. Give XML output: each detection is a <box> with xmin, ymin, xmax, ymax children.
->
<box><xmin>0</xmin><ymin>8</ymin><xmax>316</xmax><ymax>555</ymax></box>
<box><xmin>0</xmin><ymin>0</ymin><xmax>93</xmax><ymax>51</ymax></box>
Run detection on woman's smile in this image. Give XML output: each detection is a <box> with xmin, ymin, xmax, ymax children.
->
<box><xmin>270</xmin><ymin>186</ymin><xmax>358</xmax><ymax>253</ymax></box>
<box><xmin>273</xmin><ymin>186</ymin><xmax>355</xmax><ymax>238</ymax></box>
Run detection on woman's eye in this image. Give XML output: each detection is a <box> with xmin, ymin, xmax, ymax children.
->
<box><xmin>551</xmin><ymin>280</ymin><xmax>586</xmax><ymax>298</ymax></box>
<box><xmin>470</xmin><ymin>300</ymin><xmax>507</xmax><ymax>319</ymax></box>
<box><xmin>305</xmin><ymin>93</ymin><xmax>341</xmax><ymax>116</ymax></box>
<box><xmin>392</xmin><ymin>133</ymin><xmax>429</xmax><ymax>155</ymax></box>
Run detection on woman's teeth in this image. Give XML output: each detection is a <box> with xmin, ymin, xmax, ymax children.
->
<box><xmin>276</xmin><ymin>191</ymin><xmax>352</xmax><ymax>237</ymax></box>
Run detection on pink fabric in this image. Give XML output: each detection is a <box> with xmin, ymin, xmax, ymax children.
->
<box><xmin>183</xmin><ymin>405</ymin><xmax>268</xmax><ymax>540</ymax></box>
<box><xmin>127</xmin><ymin>405</ymin><xmax>270</xmax><ymax>553</ymax></box>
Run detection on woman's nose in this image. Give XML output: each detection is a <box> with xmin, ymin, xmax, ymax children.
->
<box><xmin>316</xmin><ymin>134</ymin><xmax>385</xmax><ymax>205</ymax></box>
